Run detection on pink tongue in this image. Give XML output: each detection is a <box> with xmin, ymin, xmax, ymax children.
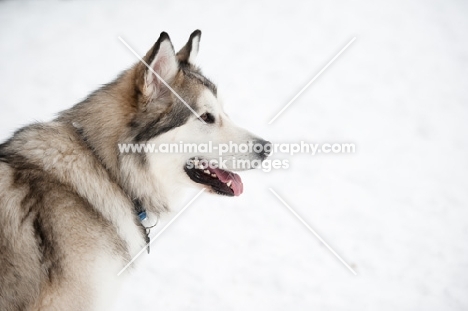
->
<box><xmin>211</xmin><ymin>168</ymin><xmax>243</xmax><ymax>196</ymax></box>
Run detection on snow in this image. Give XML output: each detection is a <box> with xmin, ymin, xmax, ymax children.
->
<box><xmin>1</xmin><ymin>0</ymin><xmax>468</xmax><ymax>310</ymax></box>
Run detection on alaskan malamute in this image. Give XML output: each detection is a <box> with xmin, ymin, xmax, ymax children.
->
<box><xmin>0</xmin><ymin>30</ymin><xmax>269</xmax><ymax>311</ymax></box>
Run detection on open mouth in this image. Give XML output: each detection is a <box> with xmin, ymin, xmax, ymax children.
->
<box><xmin>184</xmin><ymin>157</ymin><xmax>243</xmax><ymax>196</ymax></box>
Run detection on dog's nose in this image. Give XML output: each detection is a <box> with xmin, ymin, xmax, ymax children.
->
<box><xmin>254</xmin><ymin>139</ymin><xmax>272</xmax><ymax>160</ymax></box>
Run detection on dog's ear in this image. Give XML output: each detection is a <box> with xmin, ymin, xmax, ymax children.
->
<box><xmin>177</xmin><ymin>30</ymin><xmax>201</xmax><ymax>64</ymax></box>
<box><xmin>140</xmin><ymin>32</ymin><xmax>179</xmax><ymax>99</ymax></box>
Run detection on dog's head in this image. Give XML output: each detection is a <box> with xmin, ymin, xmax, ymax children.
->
<box><xmin>128</xmin><ymin>30</ymin><xmax>270</xmax><ymax>197</ymax></box>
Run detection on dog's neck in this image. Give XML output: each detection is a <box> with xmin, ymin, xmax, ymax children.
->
<box><xmin>57</xmin><ymin>68</ymin><xmax>171</xmax><ymax>216</ymax></box>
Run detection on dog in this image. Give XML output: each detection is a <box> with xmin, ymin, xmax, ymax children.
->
<box><xmin>0</xmin><ymin>30</ymin><xmax>270</xmax><ymax>311</ymax></box>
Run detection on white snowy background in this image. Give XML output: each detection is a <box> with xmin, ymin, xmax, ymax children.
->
<box><xmin>1</xmin><ymin>0</ymin><xmax>468</xmax><ymax>310</ymax></box>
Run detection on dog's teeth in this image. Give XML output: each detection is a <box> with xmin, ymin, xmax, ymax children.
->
<box><xmin>226</xmin><ymin>180</ymin><xmax>232</xmax><ymax>187</ymax></box>
<box><xmin>204</xmin><ymin>170</ymin><xmax>210</xmax><ymax>174</ymax></box>
<box><xmin>211</xmin><ymin>174</ymin><xmax>217</xmax><ymax>178</ymax></box>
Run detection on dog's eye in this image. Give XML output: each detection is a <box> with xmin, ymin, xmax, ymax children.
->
<box><xmin>200</xmin><ymin>112</ymin><xmax>215</xmax><ymax>124</ymax></box>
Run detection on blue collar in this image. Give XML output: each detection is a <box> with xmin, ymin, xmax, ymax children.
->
<box><xmin>138</xmin><ymin>211</ymin><xmax>147</xmax><ymax>222</ymax></box>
